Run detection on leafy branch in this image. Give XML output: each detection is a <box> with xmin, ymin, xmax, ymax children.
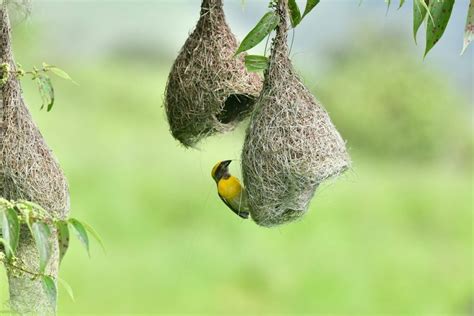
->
<box><xmin>235</xmin><ymin>0</ymin><xmax>320</xmax><ymax>72</ymax></box>
<box><xmin>236</xmin><ymin>0</ymin><xmax>472</xmax><ymax>72</ymax></box>
<box><xmin>0</xmin><ymin>198</ymin><xmax>103</xmax><ymax>306</ymax></box>
<box><xmin>0</xmin><ymin>62</ymin><xmax>76</xmax><ymax>111</ymax></box>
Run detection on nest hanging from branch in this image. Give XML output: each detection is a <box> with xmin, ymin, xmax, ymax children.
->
<box><xmin>241</xmin><ymin>0</ymin><xmax>350</xmax><ymax>227</ymax></box>
<box><xmin>164</xmin><ymin>0</ymin><xmax>262</xmax><ymax>147</ymax></box>
<box><xmin>0</xmin><ymin>6</ymin><xmax>69</xmax><ymax>218</ymax></box>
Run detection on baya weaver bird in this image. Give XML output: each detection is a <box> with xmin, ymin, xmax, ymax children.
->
<box><xmin>211</xmin><ymin>160</ymin><xmax>249</xmax><ymax>219</ymax></box>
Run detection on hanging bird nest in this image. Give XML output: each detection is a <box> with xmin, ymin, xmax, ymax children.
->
<box><xmin>1</xmin><ymin>5</ymin><xmax>69</xmax><ymax>313</ymax></box>
<box><xmin>241</xmin><ymin>0</ymin><xmax>350</xmax><ymax>227</ymax></box>
<box><xmin>0</xmin><ymin>5</ymin><xmax>69</xmax><ymax>218</ymax></box>
<box><xmin>164</xmin><ymin>0</ymin><xmax>262</xmax><ymax>147</ymax></box>
<box><xmin>1</xmin><ymin>0</ymin><xmax>31</xmax><ymax>20</ymax></box>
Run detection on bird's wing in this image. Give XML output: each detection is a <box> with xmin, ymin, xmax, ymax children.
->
<box><xmin>218</xmin><ymin>193</ymin><xmax>249</xmax><ymax>219</ymax></box>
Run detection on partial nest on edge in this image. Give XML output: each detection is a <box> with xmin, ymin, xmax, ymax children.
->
<box><xmin>164</xmin><ymin>0</ymin><xmax>262</xmax><ymax>148</ymax></box>
<box><xmin>2</xmin><ymin>0</ymin><xmax>31</xmax><ymax>21</ymax></box>
<box><xmin>0</xmin><ymin>6</ymin><xmax>69</xmax><ymax>218</ymax></box>
<box><xmin>241</xmin><ymin>0</ymin><xmax>350</xmax><ymax>227</ymax></box>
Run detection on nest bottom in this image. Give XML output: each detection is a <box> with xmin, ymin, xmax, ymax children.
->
<box><xmin>245</xmin><ymin>146</ymin><xmax>350</xmax><ymax>227</ymax></box>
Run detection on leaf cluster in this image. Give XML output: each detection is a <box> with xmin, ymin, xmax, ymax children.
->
<box><xmin>389</xmin><ymin>0</ymin><xmax>471</xmax><ymax>56</ymax></box>
<box><xmin>237</xmin><ymin>0</ymin><xmax>472</xmax><ymax>72</ymax></box>
<box><xmin>235</xmin><ymin>0</ymin><xmax>320</xmax><ymax>72</ymax></box>
<box><xmin>0</xmin><ymin>198</ymin><xmax>103</xmax><ymax>307</ymax></box>
<box><xmin>0</xmin><ymin>62</ymin><xmax>76</xmax><ymax>111</ymax></box>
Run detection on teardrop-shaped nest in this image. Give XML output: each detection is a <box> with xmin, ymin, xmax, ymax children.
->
<box><xmin>164</xmin><ymin>0</ymin><xmax>262</xmax><ymax>147</ymax></box>
<box><xmin>241</xmin><ymin>1</ymin><xmax>350</xmax><ymax>227</ymax></box>
<box><xmin>0</xmin><ymin>7</ymin><xmax>69</xmax><ymax>218</ymax></box>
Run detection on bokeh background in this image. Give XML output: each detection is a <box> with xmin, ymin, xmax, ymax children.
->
<box><xmin>1</xmin><ymin>0</ymin><xmax>473</xmax><ymax>314</ymax></box>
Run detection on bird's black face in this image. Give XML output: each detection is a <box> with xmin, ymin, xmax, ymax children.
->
<box><xmin>213</xmin><ymin>160</ymin><xmax>232</xmax><ymax>182</ymax></box>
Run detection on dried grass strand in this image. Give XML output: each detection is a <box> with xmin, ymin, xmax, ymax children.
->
<box><xmin>164</xmin><ymin>0</ymin><xmax>262</xmax><ymax>147</ymax></box>
<box><xmin>241</xmin><ymin>0</ymin><xmax>350</xmax><ymax>227</ymax></box>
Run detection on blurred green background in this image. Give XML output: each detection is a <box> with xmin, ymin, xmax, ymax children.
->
<box><xmin>1</xmin><ymin>0</ymin><xmax>473</xmax><ymax>314</ymax></box>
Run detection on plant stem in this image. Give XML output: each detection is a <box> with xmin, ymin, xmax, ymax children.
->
<box><xmin>0</xmin><ymin>256</ymin><xmax>43</xmax><ymax>278</ymax></box>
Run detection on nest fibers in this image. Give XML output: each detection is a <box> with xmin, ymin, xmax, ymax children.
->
<box><xmin>0</xmin><ymin>5</ymin><xmax>69</xmax><ymax>217</ymax></box>
<box><xmin>241</xmin><ymin>0</ymin><xmax>350</xmax><ymax>227</ymax></box>
<box><xmin>164</xmin><ymin>0</ymin><xmax>262</xmax><ymax>147</ymax></box>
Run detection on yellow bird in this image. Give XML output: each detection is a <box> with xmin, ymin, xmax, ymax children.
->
<box><xmin>211</xmin><ymin>160</ymin><xmax>249</xmax><ymax>219</ymax></box>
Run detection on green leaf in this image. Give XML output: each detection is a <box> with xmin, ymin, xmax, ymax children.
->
<box><xmin>56</xmin><ymin>221</ymin><xmax>70</xmax><ymax>263</ymax></box>
<box><xmin>302</xmin><ymin>0</ymin><xmax>320</xmax><ymax>18</ymax></box>
<box><xmin>235</xmin><ymin>11</ymin><xmax>279</xmax><ymax>56</ymax></box>
<box><xmin>41</xmin><ymin>275</ymin><xmax>57</xmax><ymax>308</ymax></box>
<box><xmin>413</xmin><ymin>0</ymin><xmax>429</xmax><ymax>43</ymax></box>
<box><xmin>58</xmin><ymin>277</ymin><xmax>75</xmax><ymax>302</ymax></box>
<box><xmin>244</xmin><ymin>55</ymin><xmax>269</xmax><ymax>72</ymax></box>
<box><xmin>35</xmin><ymin>74</ymin><xmax>55</xmax><ymax>111</ymax></box>
<box><xmin>31</xmin><ymin>222</ymin><xmax>52</xmax><ymax>273</ymax></box>
<box><xmin>19</xmin><ymin>200</ymin><xmax>47</xmax><ymax>213</ymax></box>
<box><xmin>288</xmin><ymin>0</ymin><xmax>302</xmax><ymax>28</ymax></box>
<box><xmin>461</xmin><ymin>0</ymin><xmax>474</xmax><ymax>55</ymax></box>
<box><xmin>1</xmin><ymin>208</ymin><xmax>20</xmax><ymax>259</ymax></box>
<box><xmin>43</xmin><ymin>63</ymin><xmax>78</xmax><ymax>85</ymax></box>
<box><xmin>424</xmin><ymin>0</ymin><xmax>454</xmax><ymax>57</ymax></box>
<box><xmin>399</xmin><ymin>0</ymin><xmax>405</xmax><ymax>9</ymax></box>
<box><xmin>81</xmin><ymin>221</ymin><xmax>105</xmax><ymax>254</ymax></box>
<box><xmin>16</xmin><ymin>205</ymin><xmax>32</xmax><ymax>231</ymax></box>
<box><xmin>69</xmin><ymin>218</ymin><xmax>89</xmax><ymax>256</ymax></box>
<box><xmin>0</xmin><ymin>237</ymin><xmax>13</xmax><ymax>256</ymax></box>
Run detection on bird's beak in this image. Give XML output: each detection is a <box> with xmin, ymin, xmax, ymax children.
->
<box><xmin>222</xmin><ymin>160</ymin><xmax>232</xmax><ymax>168</ymax></box>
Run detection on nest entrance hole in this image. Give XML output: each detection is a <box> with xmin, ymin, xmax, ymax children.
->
<box><xmin>216</xmin><ymin>94</ymin><xmax>255</xmax><ymax>124</ymax></box>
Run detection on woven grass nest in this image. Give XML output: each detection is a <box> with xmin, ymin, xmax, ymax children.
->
<box><xmin>0</xmin><ymin>5</ymin><xmax>69</xmax><ymax>218</ymax></box>
<box><xmin>164</xmin><ymin>0</ymin><xmax>262</xmax><ymax>147</ymax></box>
<box><xmin>241</xmin><ymin>0</ymin><xmax>351</xmax><ymax>227</ymax></box>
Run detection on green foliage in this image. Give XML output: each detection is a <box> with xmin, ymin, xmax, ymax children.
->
<box><xmin>35</xmin><ymin>72</ymin><xmax>55</xmax><ymax>111</ymax></box>
<box><xmin>31</xmin><ymin>221</ymin><xmax>52</xmax><ymax>273</ymax></box>
<box><xmin>286</xmin><ymin>0</ymin><xmax>321</xmax><ymax>24</ymax></box>
<box><xmin>68</xmin><ymin>218</ymin><xmax>90</xmax><ymax>257</ymax></box>
<box><xmin>236</xmin><ymin>0</ymin><xmax>322</xmax><ymax>70</ymax></box>
<box><xmin>288</xmin><ymin>0</ymin><xmax>302</xmax><ymax>27</ymax></box>
<box><xmin>461</xmin><ymin>0</ymin><xmax>474</xmax><ymax>55</ymax></box>
<box><xmin>0</xmin><ymin>238</ymin><xmax>13</xmax><ymax>255</ymax></box>
<box><xmin>5</xmin><ymin>62</ymin><xmax>76</xmax><ymax>111</ymax></box>
<box><xmin>0</xmin><ymin>198</ymin><xmax>101</xmax><ymax>308</ymax></box>
<box><xmin>244</xmin><ymin>55</ymin><xmax>269</xmax><ymax>72</ymax></box>
<box><xmin>1</xmin><ymin>207</ymin><xmax>20</xmax><ymax>260</ymax></box>
<box><xmin>81</xmin><ymin>221</ymin><xmax>106</xmax><ymax>253</ymax></box>
<box><xmin>302</xmin><ymin>0</ymin><xmax>320</xmax><ymax>18</ymax></box>
<box><xmin>235</xmin><ymin>11</ymin><xmax>279</xmax><ymax>56</ymax></box>
<box><xmin>424</xmin><ymin>0</ymin><xmax>454</xmax><ymax>56</ymax></box>
<box><xmin>410</xmin><ymin>0</ymin><xmax>467</xmax><ymax>55</ymax></box>
<box><xmin>58</xmin><ymin>277</ymin><xmax>75</xmax><ymax>302</ymax></box>
<box><xmin>41</xmin><ymin>275</ymin><xmax>57</xmax><ymax>307</ymax></box>
<box><xmin>43</xmin><ymin>62</ymin><xmax>78</xmax><ymax>84</ymax></box>
<box><xmin>413</xmin><ymin>0</ymin><xmax>429</xmax><ymax>43</ymax></box>
<box><xmin>0</xmin><ymin>62</ymin><xmax>10</xmax><ymax>86</ymax></box>
<box><xmin>239</xmin><ymin>0</ymin><xmax>469</xmax><ymax>60</ymax></box>
<box><xmin>57</xmin><ymin>220</ymin><xmax>70</xmax><ymax>263</ymax></box>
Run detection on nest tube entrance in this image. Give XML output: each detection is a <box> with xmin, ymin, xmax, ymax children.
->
<box><xmin>164</xmin><ymin>0</ymin><xmax>262</xmax><ymax>147</ymax></box>
<box><xmin>1</xmin><ymin>4</ymin><xmax>69</xmax><ymax>314</ymax></box>
<box><xmin>241</xmin><ymin>0</ymin><xmax>350</xmax><ymax>227</ymax></box>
